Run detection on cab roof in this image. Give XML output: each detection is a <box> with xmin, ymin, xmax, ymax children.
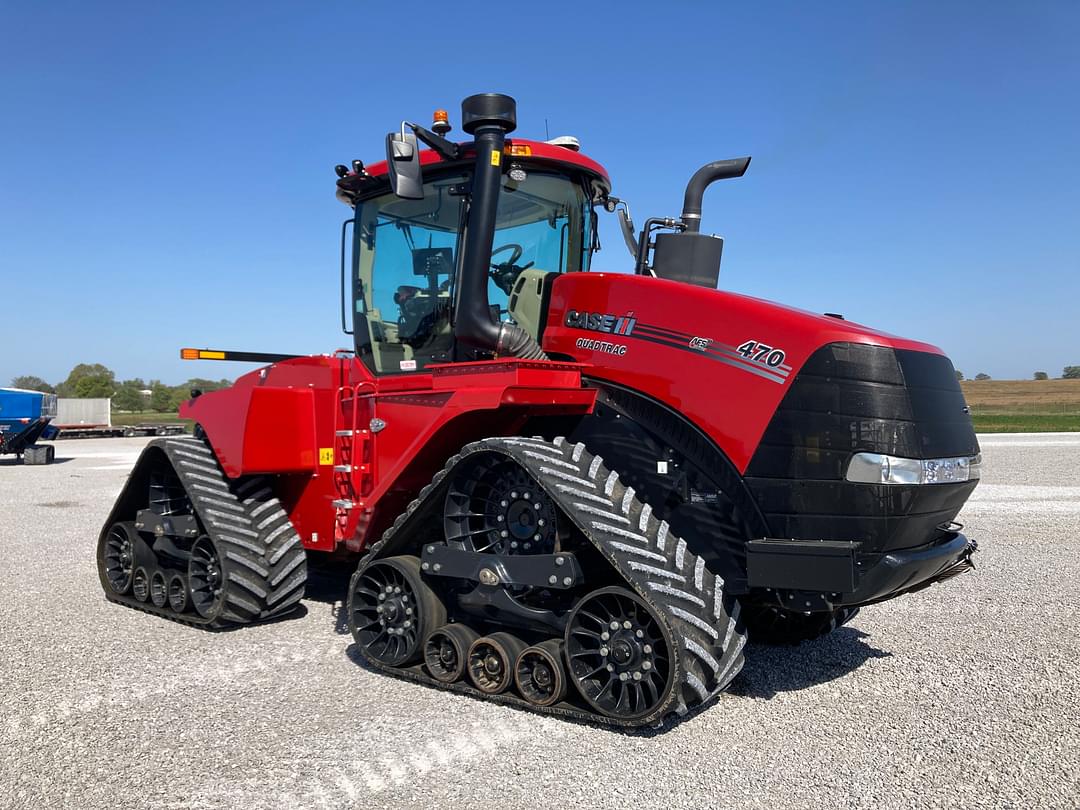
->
<box><xmin>336</xmin><ymin>138</ymin><xmax>610</xmax><ymax>205</ymax></box>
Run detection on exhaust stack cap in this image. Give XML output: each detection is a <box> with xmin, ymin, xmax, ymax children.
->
<box><xmin>461</xmin><ymin>93</ymin><xmax>517</xmax><ymax>135</ymax></box>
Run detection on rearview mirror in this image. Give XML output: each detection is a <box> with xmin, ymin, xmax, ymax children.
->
<box><xmin>385</xmin><ymin>129</ymin><xmax>423</xmax><ymax>200</ymax></box>
<box><xmin>617</xmin><ymin>206</ymin><xmax>639</xmax><ymax>259</ymax></box>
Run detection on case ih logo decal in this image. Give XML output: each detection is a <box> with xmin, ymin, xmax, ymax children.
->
<box><xmin>564</xmin><ymin>307</ymin><xmax>791</xmax><ymax>384</ymax></box>
<box><xmin>564</xmin><ymin>310</ymin><xmax>637</xmax><ymax>336</ymax></box>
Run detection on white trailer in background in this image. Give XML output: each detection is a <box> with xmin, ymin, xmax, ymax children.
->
<box><xmin>55</xmin><ymin>398</ymin><xmax>112</xmax><ymax>429</ymax></box>
<box><xmin>54</xmin><ymin>398</ymin><xmax>185</xmax><ymax>439</ymax></box>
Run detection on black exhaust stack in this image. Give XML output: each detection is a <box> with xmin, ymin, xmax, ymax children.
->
<box><xmin>454</xmin><ymin>93</ymin><xmax>546</xmax><ymax>360</ymax></box>
<box><xmin>679</xmin><ymin>157</ymin><xmax>751</xmax><ymax>232</ymax></box>
<box><xmin>651</xmin><ymin>157</ymin><xmax>752</xmax><ymax>289</ymax></box>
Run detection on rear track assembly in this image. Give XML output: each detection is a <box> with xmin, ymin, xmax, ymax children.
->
<box><xmin>96</xmin><ymin>436</ymin><xmax>307</xmax><ymax>629</ymax></box>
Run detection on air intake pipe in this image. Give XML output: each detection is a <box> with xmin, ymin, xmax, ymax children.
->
<box><xmin>679</xmin><ymin>157</ymin><xmax>751</xmax><ymax>232</ymax></box>
<box><xmin>454</xmin><ymin>93</ymin><xmax>547</xmax><ymax>361</ymax></box>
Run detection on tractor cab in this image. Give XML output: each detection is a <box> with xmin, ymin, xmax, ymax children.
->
<box><xmin>337</xmin><ymin>101</ymin><xmax>610</xmax><ymax>376</ymax></box>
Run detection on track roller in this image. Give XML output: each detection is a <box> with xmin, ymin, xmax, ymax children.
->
<box><xmin>101</xmin><ymin>522</ymin><xmax>136</xmax><ymax>595</ymax></box>
<box><xmin>349</xmin><ymin>556</ymin><xmax>447</xmax><ymax>667</ymax></box>
<box><xmin>424</xmin><ymin>624</ymin><xmax>480</xmax><ymax>684</ymax></box>
<box><xmin>467</xmin><ymin>632</ymin><xmax>527</xmax><ymax>695</ymax></box>
<box><xmin>150</xmin><ymin>572</ymin><xmax>168</xmax><ymax>608</ymax></box>
<box><xmin>565</xmin><ymin>586</ymin><xmax>674</xmax><ymax>721</ymax></box>
<box><xmin>514</xmin><ymin>639</ymin><xmax>567</xmax><ymax>707</ymax></box>
<box><xmin>132</xmin><ymin>567</ymin><xmax>151</xmax><ymax>603</ymax></box>
<box><xmin>168</xmin><ymin>575</ymin><xmax>189</xmax><ymax>613</ymax></box>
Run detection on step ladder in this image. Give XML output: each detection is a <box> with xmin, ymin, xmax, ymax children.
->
<box><xmin>332</xmin><ymin>382</ymin><xmax>375</xmax><ymax>542</ymax></box>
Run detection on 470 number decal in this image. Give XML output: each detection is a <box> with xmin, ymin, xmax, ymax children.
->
<box><xmin>736</xmin><ymin>340</ymin><xmax>786</xmax><ymax>368</ymax></box>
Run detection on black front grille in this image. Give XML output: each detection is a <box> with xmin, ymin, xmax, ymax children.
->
<box><xmin>744</xmin><ymin>343</ymin><xmax>979</xmax><ymax>553</ymax></box>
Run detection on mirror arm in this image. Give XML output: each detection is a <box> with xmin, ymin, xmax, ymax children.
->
<box><xmin>408</xmin><ymin>122</ymin><xmax>462</xmax><ymax>161</ymax></box>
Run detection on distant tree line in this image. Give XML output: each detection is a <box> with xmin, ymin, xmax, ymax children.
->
<box><xmin>953</xmin><ymin>367</ymin><xmax>1080</xmax><ymax>382</ymax></box>
<box><xmin>10</xmin><ymin>364</ymin><xmax>231</xmax><ymax>412</ymax></box>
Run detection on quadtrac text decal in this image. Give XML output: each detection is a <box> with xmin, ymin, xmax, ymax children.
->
<box><xmin>563</xmin><ymin>308</ymin><xmax>791</xmax><ymax>384</ymax></box>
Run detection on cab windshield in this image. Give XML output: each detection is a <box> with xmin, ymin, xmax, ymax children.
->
<box><xmin>352</xmin><ymin>168</ymin><xmax>593</xmax><ymax>373</ymax></box>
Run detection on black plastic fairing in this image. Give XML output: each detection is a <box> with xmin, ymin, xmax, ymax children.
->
<box><xmin>744</xmin><ymin>343</ymin><xmax>979</xmax><ymax>554</ymax></box>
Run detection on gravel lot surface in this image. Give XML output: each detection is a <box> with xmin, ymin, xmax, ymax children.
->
<box><xmin>1</xmin><ymin>435</ymin><xmax>1077</xmax><ymax>809</ymax></box>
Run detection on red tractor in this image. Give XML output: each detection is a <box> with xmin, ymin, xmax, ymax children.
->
<box><xmin>97</xmin><ymin>94</ymin><xmax>980</xmax><ymax>727</ymax></box>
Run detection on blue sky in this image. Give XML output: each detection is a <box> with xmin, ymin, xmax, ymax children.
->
<box><xmin>1</xmin><ymin>1</ymin><xmax>1077</xmax><ymax>385</ymax></box>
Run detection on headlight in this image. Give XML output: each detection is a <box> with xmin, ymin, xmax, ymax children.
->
<box><xmin>845</xmin><ymin>452</ymin><xmax>981</xmax><ymax>485</ymax></box>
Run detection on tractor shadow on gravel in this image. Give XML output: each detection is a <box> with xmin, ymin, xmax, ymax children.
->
<box><xmin>302</xmin><ymin>567</ymin><xmax>354</xmax><ymax>635</ymax></box>
<box><xmin>729</xmin><ymin>628</ymin><xmax>892</xmax><ymax>700</ymax></box>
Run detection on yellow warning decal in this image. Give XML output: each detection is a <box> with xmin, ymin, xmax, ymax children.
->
<box><xmin>490</xmin><ymin>149</ymin><xmax>501</xmax><ymax>166</ymax></box>
<box><xmin>319</xmin><ymin>448</ymin><xmax>334</xmax><ymax>465</ymax></box>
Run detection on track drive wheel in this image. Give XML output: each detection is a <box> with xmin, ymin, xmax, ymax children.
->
<box><xmin>565</xmin><ymin>587</ymin><xmax>674</xmax><ymax>721</ymax></box>
<box><xmin>515</xmin><ymin>639</ymin><xmax>567</xmax><ymax>707</ymax></box>
<box><xmin>467</xmin><ymin>632</ymin><xmax>528</xmax><ymax>695</ymax></box>
<box><xmin>742</xmin><ymin>603</ymin><xmax>861</xmax><ymax>646</ymax></box>
<box><xmin>349</xmin><ymin>556</ymin><xmax>446</xmax><ymax>667</ymax></box>
<box><xmin>424</xmin><ymin>624</ymin><xmax>480</xmax><ymax>684</ymax></box>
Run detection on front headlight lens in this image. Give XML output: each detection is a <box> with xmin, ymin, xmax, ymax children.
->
<box><xmin>846</xmin><ymin>452</ymin><xmax>981</xmax><ymax>485</ymax></box>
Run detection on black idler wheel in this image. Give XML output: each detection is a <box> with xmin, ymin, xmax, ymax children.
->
<box><xmin>565</xmin><ymin>586</ymin><xmax>674</xmax><ymax>720</ymax></box>
<box><xmin>188</xmin><ymin>535</ymin><xmax>225</xmax><ymax>619</ymax></box>
<box><xmin>515</xmin><ymin>639</ymin><xmax>568</xmax><ymax>707</ymax></box>
<box><xmin>467</xmin><ymin>632</ymin><xmax>527</xmax><ymax>695</ymax></box>
<box><xmin>424</xmin><ymin>624</ymin><xmax>480</xmax><ymax>684</ymax></box>
<box><xmin>149</xmin><ymin>572</ymin><xmax>168</xmax><ymax>608</ymax></box>
<box><xmin>168</xmin><ymin>575</ymin><xmax>189</xmax><ymax>613</ymax></box>
<box><xmin>349</xmin><ymin>556</ymin><xmax>446</xmax><ymax>667</ymax></box>
<box><xmin>132</xmin><ymin>567</ymin><xmax>151</xmax><ymax>603</ymax></box>
<box><xmin>102</xmin><ymin>522</ymin><xmax>137</xmax><ymax>595</ymax></box>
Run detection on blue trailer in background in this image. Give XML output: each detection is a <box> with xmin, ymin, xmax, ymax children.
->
<box><xmin>0</xmin><ymin>388</ymin><xmax>58</xmax><ymax>464</ymax></box>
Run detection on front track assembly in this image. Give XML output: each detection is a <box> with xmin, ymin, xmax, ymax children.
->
<box><xmin>348</xmin><ymin>436</ymin><xmax>747</xmax><ymax>728</ymax></box>
<box><xmin>95</xmin><ymin>436</ymin><xmax>307</xmax><ymax>628</ymax></box>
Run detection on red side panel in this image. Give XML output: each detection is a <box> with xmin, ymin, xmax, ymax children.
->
<box><xmin>181</xmin><ymin>356</ymin><xmax>595</xmax><ymax>554</ymax></box>
<box><xmin>181</xmin><ymin>383</ymin><xmax>317</xmax><ymax>477</ymax></box>
<box><xmin>544</xmin><ymin>272</ymin><xmax>944</xmax><ymax>473</ymax></box>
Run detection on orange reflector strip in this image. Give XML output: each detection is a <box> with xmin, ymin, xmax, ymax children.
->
<box><xmin>505</xmin><ymin>143</ymin><xmax>532</xmax><ymax>157</ymax></box>
<box><xmin>180</xmin><ymin>348</ymin><xmax>226</xmax><ymax>360</ymax></box>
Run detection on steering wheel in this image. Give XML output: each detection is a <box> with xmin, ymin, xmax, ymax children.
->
<box><xmin>489</xmin><ymin>243</ymin><xmax>534</xmax><ymax>295</ymax></box>
<box><xmin>490</xmin><ymin>243</ymin><xmax>524</xmax><ymax>267</ymax></box>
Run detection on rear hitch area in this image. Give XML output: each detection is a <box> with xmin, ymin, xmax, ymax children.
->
<box><xmin>745</xmin><ymin>532</ymin><xmax>979</xmax><ymax>611</ymax></box>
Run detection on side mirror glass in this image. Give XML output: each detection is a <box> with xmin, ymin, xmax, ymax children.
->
<box><xmin>385</xmin><ymin>130</ymin><xmax>423</xmax><ymax>199</ymax></box>
<box><xmin>617</xmin><ymin>206</ymin><xmax>639</xmax><ymax>259</ymax></box>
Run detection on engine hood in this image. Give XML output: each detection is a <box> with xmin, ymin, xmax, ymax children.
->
<box><xmin>544</xmin><ymin>271</ymin><xmax>961</xmax><ymax>471</ymax></box>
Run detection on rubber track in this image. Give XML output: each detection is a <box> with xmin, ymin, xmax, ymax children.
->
<box><xmin>350</xmin><ymin>436</ymin><xmax>747</xmax><ymax>728</ymax></box>
<box><xmin>98</xmin><ymin>436</ymin><xmax>307</xmax><ymax>629</ymax></box>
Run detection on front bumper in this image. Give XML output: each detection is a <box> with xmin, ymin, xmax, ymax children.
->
<box><xmin>746</xmin><ymin>532</ymin><xmax>977</xmax><ymax>610</ymax></box>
